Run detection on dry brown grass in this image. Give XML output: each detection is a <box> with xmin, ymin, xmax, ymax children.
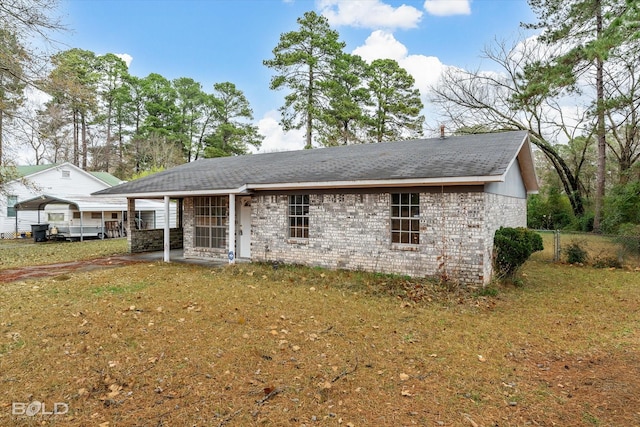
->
<box><xmin>1</xmin><ymin>247</ymin><xmax>639</xmax><ymax>426</ymax></box>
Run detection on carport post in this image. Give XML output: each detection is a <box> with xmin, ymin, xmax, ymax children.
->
<box><xmin>163</xmin><ymin>196</ymin><xmax>170</xmax><ymax>262</ymax></box>
<box><xmin>80</xmin><ymin>210</ymin><xmax>84</xmax><ymax>241</ymax></box>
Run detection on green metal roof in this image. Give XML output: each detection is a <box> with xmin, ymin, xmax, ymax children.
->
<box><xmin>16</xmin><ymin>164</ymin><xmax>56</xmax><ymax>177</ymax></box>
<box><xmin>12</xmin><ymin>164</ymin><xmax>122</xmax><ymax>187</ymax></box>
<box><xmin>90</xmin><ymin>171</ymin><xmax>124</xmax><ymax>187</ymax></box>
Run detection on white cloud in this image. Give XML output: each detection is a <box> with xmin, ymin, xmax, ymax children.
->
<box><xmin>423</xmin><ymin>0</ymin><xmax>471</xmax><ymax>16</ymax></box>
<box><xmin>318</xmin><ymin>0</ymin><xmax>422</xmax><ymax>30</ymax></box>
<box><xmin>351</xmin><ymin>30</ymin><xmax>447</xmax><ymax>131</ymax></box>
<box><xmin>352</xmin><ymin>30</ymin><xmax>407</xmax><ymax>62</ymax></box>
<box><xmin>25</xmin><ymin>86</ymin><xmax>52</xmax><ymax>107</ymax></box>
<box><xmin>115</xmin><ymin>53</ymin><xmax>133</xmax><ymax>68</ymax></box>
<box><xmin>352</xmin><ymin>30</ymin><xmax>444</xmax><ymax>94</ymax></box>
<box><xmin>400</xmin><ymin>54</ymin><xmax>445</xmax><ymax>94</ymax></box>
<box><xmin>253</xmin><ymin>110</ymin><xmax>306</xmax><ymax>153</ymax></box>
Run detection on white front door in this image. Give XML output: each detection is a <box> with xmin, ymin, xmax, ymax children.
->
<box><xmin>236</xmin><ymin>197</ymin><xmax>252</xmax><ymax>259</ymax></box>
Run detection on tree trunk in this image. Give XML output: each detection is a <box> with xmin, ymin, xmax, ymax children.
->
<box><xmin>118</xmin><ymin>122</ymin><xmax>124</xmax><ymax>166</ymax></box>
<box><xmin>73</xmin><ymin>110</ymin><xmax>79</xmax><ymax>167</ymax></box>
<box><xmin>593</xmin><ymin>0</ymin><xmax>606</xmax><ymax>233</ymax></box>
<box><xmin>81</xmin><ymin>112</ymin><xmax>88</xmax><ymax>170</ymax></box>
<box><xmin>534</xmin><ymin>139</ymin><xmax>586</xmax><ymax>216</ymax></box>
<box><xmin>106</xmin><ymin>104</ymin><xmax>112</xmax><ymax>172</ymax></box>
<box><xmin>0</xmin><ymin>108</ymin><xmax>4</xmax><ymax>165</ymax></box>
<box><xmin>305</xmin><ymin>68</ymin><xmax>313</xmax><ymax>149</ymax></box>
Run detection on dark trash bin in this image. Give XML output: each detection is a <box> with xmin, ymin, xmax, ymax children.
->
<box><xmin>31</xmin><ymin>224</ymin><xmax>49</xmax><ymax>242</ymax></box>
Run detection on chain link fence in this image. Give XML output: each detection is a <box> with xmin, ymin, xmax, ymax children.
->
<box><xmin>531</xmin><ymin>229</ymin><xmax>640</xmax><ymax>267</ymax></box>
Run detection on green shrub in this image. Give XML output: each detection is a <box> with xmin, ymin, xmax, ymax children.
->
<box><xmin>493</xmin><ymin>227</ymin><xmax>544</xmax><ymax>280</ymax></box>
<box><xmin>564</xmin><ymin>240</ymin><xmax>588</xmax><ymax>264</ymax></box>
<box><xmin>592</xmin><ymin>254</ymin><xmax>623</xmax><ymax>269</ymax></box>
<box><xmin>474</xmin><ymin>286</ymin><xmax>499</xmax><ymax>297</ymax></box>
<box><xmin>526</xmin><ymin>188</ymin><xmax>574</xmax><ymax>230</ymax></box>
<box><xmin>602</xmin><ymin>180</ymin><xmax>640</xmax><ymax>233</ymax></box>
<box><xmin>567</xmin><ymin>212</ymin><xmax>594</xmax><ymax>232</ymax></box>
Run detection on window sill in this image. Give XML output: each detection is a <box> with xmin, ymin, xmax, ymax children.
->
<box><xmin>390</xmin><ymin>243</ymin><xmax>420</xmax><ymax>252</ymax></box>
<box><xmin>286</xmin><ymin>238</ymin><xmax>309</xmax><ymax>245</ymax></box>
<box><xmin>192</xmin><ymin>247</ymin><xmax>226</xmax><ymax>253</ymax></box>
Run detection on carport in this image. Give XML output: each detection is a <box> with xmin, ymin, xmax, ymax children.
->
<box><xmin>14</xmin><ymin>195</ymin><xmax>157</xmax><ymax>241</ymax></box>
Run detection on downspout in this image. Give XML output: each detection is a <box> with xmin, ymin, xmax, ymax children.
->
<box><xmin>228</xmin><ymin>194</ymin><xmax>236</xmax><ymax>264</ymax></box>
<box><xmin>164</xmin><ymin>196</ymin><xmax>170</xmax><ymax>262</ymax></box>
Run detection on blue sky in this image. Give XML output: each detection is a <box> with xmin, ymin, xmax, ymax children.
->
<box><xmin>55</xmin><ymin>0</ymin><xmax>537</xmax><ymax>152</ymax></box>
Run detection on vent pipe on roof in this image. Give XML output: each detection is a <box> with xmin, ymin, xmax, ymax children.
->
<box><xmin>440</xmin><ymin>124</ymin><xmax>446</xmax><ymax>139</ymax></box>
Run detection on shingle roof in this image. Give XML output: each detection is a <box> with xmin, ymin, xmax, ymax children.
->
<box><xmin>94</xmin><ymin>131</ymin><xmax>535</xmax><ymax>196</ymax></box>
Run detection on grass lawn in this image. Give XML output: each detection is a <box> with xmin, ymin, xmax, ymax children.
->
<box><xmin>0</xmin><ymin>238</ymin><xmax>128</xmax><ymax>269</ymax></box>
<box><xmin>0</xmin><ymin>239</ymin><xmax>639</xmax><ymax>426</ymax></box>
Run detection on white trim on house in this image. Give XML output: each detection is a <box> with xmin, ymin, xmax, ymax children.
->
<box><xmin>246</xmin><ymin>175</ymin><xmax>507</xmax><ymax>191</ymax></box>
<box><xmin>507</xmin><ymin>133</ymin><xmax>538</xmax><ymax>194</ymax></box>
<box><xmin>100</xmin><ymin>175</ymin><xmax>510</xmax><ymax>199</ymax></box>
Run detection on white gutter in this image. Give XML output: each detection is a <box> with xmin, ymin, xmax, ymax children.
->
<box><xmin>246</xmin><ymin>175</ymin><xmax>504</xmax><ymax>191</ymax></box>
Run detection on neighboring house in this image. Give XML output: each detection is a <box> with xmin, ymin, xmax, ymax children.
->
<box><xmin>95</xmin><ymin>131</ymin><xmax>538</xmax><ymax>285</ymax></box>
<box><xmin>1</xmin><ymin>162</ymin><xmax>173</xmax><ymax>240</ymax></box>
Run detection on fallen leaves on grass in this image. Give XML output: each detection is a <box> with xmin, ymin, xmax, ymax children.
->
<box><xmin>1</xmin><ymin>261</ymin><xmax>639</xmax><ymax>426</ymax></box>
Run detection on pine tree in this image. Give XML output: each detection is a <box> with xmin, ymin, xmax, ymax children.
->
<box><xmin>524</xmin><ymin>0</ymin><xmax>638</xmax><ymax>231</ymax></box>
<box><xmin>264</xmin><ymin>11</ymin><xmax>345</xmax><ymax>149</ymax></box>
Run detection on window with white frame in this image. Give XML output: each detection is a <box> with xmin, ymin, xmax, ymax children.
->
<box><xmin>288</xmin><ymin>195</ymin><xmax>309</xmax><ymax>239</ymax></box>
<box><xmin>6</xmin><ymin>195</ymin><xmax>18</xmax><ymax>217</ymax></box>
<box><xmin>48</xmin><ymin>213</ymin><xmax>64</xmax><ymax>222</ymax></box>
<box><xmin>390</xmin><ymin>193</ymin><xmax>420</xmax><ymax>245</ymax></box>
<box><xmin>194</xmin><ymin>196</ymin><xmax>228</xmax><ymax>249</ymax></box>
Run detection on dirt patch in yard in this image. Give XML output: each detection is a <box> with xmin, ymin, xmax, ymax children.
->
<box><xmin>0</xmin><ymin>256</ymin><xmax>146</xmax><ymax>283</ymax></box>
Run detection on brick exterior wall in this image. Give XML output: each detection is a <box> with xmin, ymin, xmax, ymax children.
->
<box><xmin>482</xmin><ymin>192</ymin><xmax>527</xmax><ymax>281</ymax></box>
<box><xmin>251</xmin><ymin>190</ymin><xmax>525</xmax><ymax>285</ymax></box>
<box><xmin>129</xmin><ymin>228</ymin><xmax>183</xmax><ymax>253</ymax></box>
<box><xmin>127</xmin><ymin>197</ymin><xmax>184</xmax><ymax>253</ymax></box>
<box><xmin>180</xmin><ymin>190</ymin><xmax>526</xmax><ymax>285</ymax></box>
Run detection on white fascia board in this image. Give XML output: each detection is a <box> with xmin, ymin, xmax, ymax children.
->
<box><xmin>108</xmin><ymin>187</ymin><xmax>251</xmax><ymax>199</ymax></box>
<box><xmin>100</xmin><ymin>177</ymin><xmax>505</xmax><ymax>199</ymax></box>
<box><xmin>247</xmin><ymin>175</ymin><xmax>504</xmax><ymax>191</ymax></box>
<box><xmin>502</xmin><ymin>141</ymin><xmax>524</xmax><ymax>179</ymax></box>
<box><xmin>506</xmin><ymin>133</ymin><xmax>539</xmax><ymax>194</ymax></box>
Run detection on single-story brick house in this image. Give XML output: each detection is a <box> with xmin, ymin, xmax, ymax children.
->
<box><xmin>94</xmin><ymin>130</ymin><xmax>538</xmax><ymax>285</ymax></box>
